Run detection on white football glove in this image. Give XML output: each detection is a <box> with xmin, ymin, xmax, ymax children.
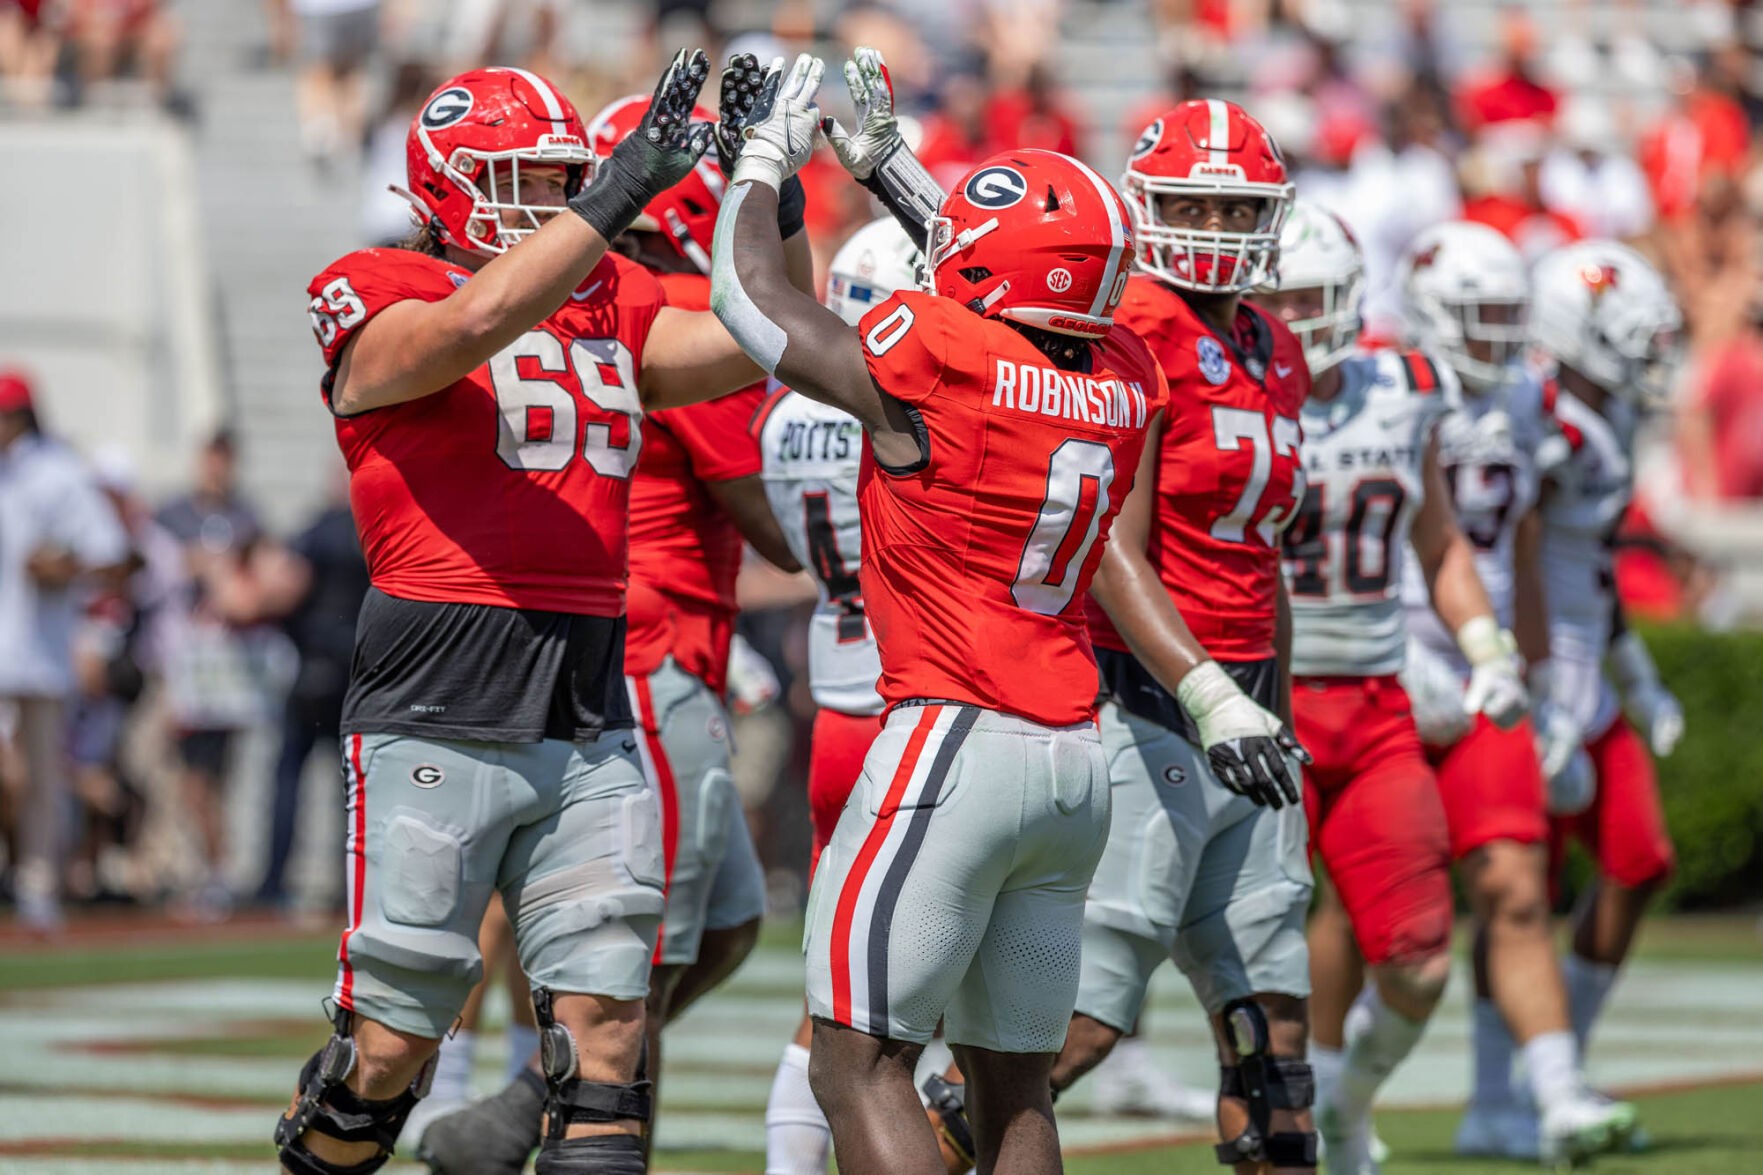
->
<box><xmin>725</xmin><ymin>632</ymin><xmax>781</xmax><ymax>716</ymax></box>
<box><xmin>1457</xmin><ymin>616</ymin><xmax>1528</xmax><ymax>730</ymax></box>
<box><xmin>1607</xmin><ymin>631</ymin><xmax>1684</xmax><ymax>757</ymax></box>
<box><xmin>731</xmin><ymin>53</ymin><xmax>825</xmax><ymax>192</ymax></box>
<box><xmin>821</xmin><ymin>47</ymin><xmax>900</xmax><ymax>181</ymax></box>
<box><xmin>1398</xmin><ymin>636</ymin><xmax>1472</xmax><ymax>747</ymax></box>
<box><xmin>1177</xmin><ymin>662</ymin><xmax>1310</xmax><ymax>810</ymax></box>
<box><xmin>1548</xmin><ymin>746</ymin><xmax>1597</xmax><ymax>816</ymax></box>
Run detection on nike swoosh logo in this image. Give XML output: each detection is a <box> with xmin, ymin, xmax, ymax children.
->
<box><xmin>1274</xmin><ymin>363</ymin><xmax>1293</xmax><ymax>378</ymax></box>
<box><xmin>570</xmin><ymin>280</ymin><xmax>605</xmax><ymax>302</ymax></box>
<box><xmin>621</xmin><ymin>738</ymin><xmax>637</xmax><ymax>754</ymax></box>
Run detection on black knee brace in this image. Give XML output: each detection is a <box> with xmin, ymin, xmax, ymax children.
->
<box><xmin>921</xmin><ymin>1073</ymin><xmax>975</xmax><ymax>1167</ymax></box>
<box><xmin>274</xmin><ymin>1006</ymin><xmax>432</xmax><ymax>1175</ymax></box>
<box><xmin>1213</xmin><ymin>998</ymin><xmax>1318</xmax><ymax>1170</ymax></box>
<box><xmin>532</xmin><ymin>986</ymin><xmax>653</xmax><ymax>1145</ymax></box>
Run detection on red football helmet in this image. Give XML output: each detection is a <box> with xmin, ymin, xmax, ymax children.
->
<box><xmin>587</xmin><ymin>93</ymin><xmax>724</xmax><ymax>273</ymax></box>
<box><xmin>1122</xmin><ymin>99</ymin><xmax>1294</xmax><ymax>293</ymax></box>
<box><xmin>925</xmin><ymin>149</ymin><xmax>1137</xmax><ymax>338</ymax></box>
<box><xmin>397</xmin><ymin>67</ymin><xmax>595</xmax><ymax>256</ymax></box>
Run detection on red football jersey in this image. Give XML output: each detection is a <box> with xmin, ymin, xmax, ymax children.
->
<box><xmin>623</xmin><ymin>273</ymin><xmax>766</xmax><ymax>694</ymax></box>
<box><xmin>307</xmin><ymin>247</ymin><xmax>662</xmax><ymax>615</ymax></box>
<box><xmin>856</xmin><ymin>290</ymin><xmax>1166</xmax><ymax>727</ymax></box>
<box><xmin>1087</xmin><ymin>277</ymin><xmax>1309</xmax><ymax>661</ymax></box>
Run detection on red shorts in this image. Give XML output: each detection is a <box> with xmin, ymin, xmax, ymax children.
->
<box><xmin>1428</xmin><ymin>714</ymin><xmax>1549</xmax><ymax>859</ymax></box>
<box><xmin>808</xmin><ymin>707</ymin><xmax>884</xmax><ymax>876</ymax></box>
<box><xmin>1549</xmin><ymin>718</ymin><xmax>1675</xmax><ymax>890</ymax></box>
<box><xmin>1296</xmin><ymin>675</ymin><xmax>1452</xmax><ymax>966</ymax></box>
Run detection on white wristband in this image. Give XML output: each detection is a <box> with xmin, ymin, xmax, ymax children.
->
<box><xmin>1456</xmin><ymin>615</ymin><xmax>1513</xmax><ymax>668</ymax></box>
<box><xmin>1175</xmin><ymin>661</ymin><xmax>1242</xmax><ymax>723</ymax></box>
<box><xmin>731</xmin><ymin>146</ymin><xmax>786</xmax><ymax>192</ymax></box>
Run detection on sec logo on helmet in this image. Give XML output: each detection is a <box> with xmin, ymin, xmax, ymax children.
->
<box><xmin>1046</xmin><ymin>268</ymin><xmax>1073</xmax><ymax>293</ymax></box>
<box><xmin>421</xmin><ymin>87</ymin><xmax>474</xmax><ymax>130</ymax></box>
<box><xmin>964</xmin><ymin>165</ymin><xmax>1028</xmax><ymax>209</ymax></box>
<box><xmin>1197</xmin><ymin>335</ymin><xmax>1231</xmax><ymax>385</ymax></box>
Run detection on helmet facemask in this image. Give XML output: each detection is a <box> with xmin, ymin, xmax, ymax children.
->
<box><xmin>1264</xmin><ymin>270</ymin><xmax>1364</xmax><ymax>376</ymax></box>
<box><xmin>1122</xmin><ymin>173</ymin><xmax>1292</xmax><ymax>294</ymax></box>
<box><xmin>402</xmin><ymin>135</ymin><xmax>595</xmax><ymax>255</ymax></box>
<box><xmin>1414</xmin><ymin>293</ymin><xmax>1529</xmax><ymax>392</ymax></box>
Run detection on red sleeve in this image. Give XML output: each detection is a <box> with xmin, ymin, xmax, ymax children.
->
<box><xmin>656</xmin><ymin>271</ymin><xmax>711</xmax><ymax>311</ymax></box>
<box><xmin>306</xmin><ymin>248</ymin><xmax>465</xmax><ymax>374</ymax></box>
<box><xmin>857</xmin><ymin>290</ymin><xmax>962</xmax><ymax>407</ymax></box>
<box><xmin>651</xmin><ymin>384</ymin><xmax>768</xmax><ymax>482</ymax></box>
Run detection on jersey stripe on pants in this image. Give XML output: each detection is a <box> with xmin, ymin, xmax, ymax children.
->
<box><xmin>334</xmin><ymin>733</ymin><xmax>368</xmax><ymax>1009</ymax></box>
<box><xmin>829</xmin><ymin>704</ymin><xmax>977</xmax><ymax>1035</ymax></box>
<box><xmin>628</xmin><ymin>674</ymin><xmax>679</xmax><ymax>964</ymax></box>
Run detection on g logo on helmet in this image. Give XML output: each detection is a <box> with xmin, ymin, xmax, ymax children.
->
<box><xmin>1046</xmin><ymin>268</ymin><xmax>1073</xmax><ymax>294</ymax></box>
<box><xmin>422</xmin><ymin>87</ymin><xmax>474</xmax><ymax>130</ymax></box>
<box><xmin>1131</xmin><ymin>118</ymin><xmax>1164</xmax><ymax>160</ymax></box>
<box><xmin>1197</xmin><ymin>336</ymin><xmax>1231</xmax><ymax>385</ymax></box>
<box><xmin>964</xmin><ymin>166</ymin><xmax>1028</xmax><ymax>210</ymax></box>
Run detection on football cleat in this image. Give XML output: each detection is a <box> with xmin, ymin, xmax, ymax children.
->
<box><xmin>1539</xmin><ymin>1089</ymin><xmax>1639</xmax><ymax>1169</ymax></box>
<box><xmin>1315</xmin><ymin>1096</ymin><xmax>1381</xmax><ymax>1175</ymax></box>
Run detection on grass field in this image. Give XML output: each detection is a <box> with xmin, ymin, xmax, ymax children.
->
<box><xmin>2</xmin><ymin>913</ymin><xmax>1759</xmax><ymax>1173</ymax></box>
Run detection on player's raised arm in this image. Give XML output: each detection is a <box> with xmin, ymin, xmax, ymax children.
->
<box><xmin>331</xmin><ymin>51</ymin><xmax>714</xmax><ymax>415</ymax></box>
<box><xmin>1092</xmin><ymin>409</ymin><xmax>1309</xmax><ymax>810</ymax></box>
<box><xmin>820</xmin><ymin>47</ymin><xmax>946</xmax><ymax>252</ymax></box>
<box><xmin>1412</xmin><ymin>433</ymin><xmax>1529</xmax><ymax>728</ymax></box>
<box><xmin>709</xmin><ymin>54</ymin><xmax>924</xmax><ymax>470</ymax></box>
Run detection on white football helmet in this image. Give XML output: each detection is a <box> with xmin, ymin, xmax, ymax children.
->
<box><xmin>1400</xmin><ymin>221</ymin><xmax>1530</xmax><ymax>393</ymax></box>
<box><xmin>1530</xmin><ymin>240</ymin><xmax>1683</xmax><ymax>406</ymax></box>
<box><xmin>1267</xmin><ymin>198</ymin><xmax>1364</xmax><ymax>375</ymax></box>
<box><xmin>826</xmin><ymin>218</ymin><xmax>921</xmax><ymax>327</ymax></box>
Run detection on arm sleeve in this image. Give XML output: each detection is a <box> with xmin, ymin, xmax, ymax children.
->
<box><xmin>306</xmin><ymin>249</ymin><xmax>465</xmax><ymax>384</ymax></box>
<box><xmin>855</xmin><ymin>291</ymin><xmax>958</xmax><ymax>408</ymax></box>
<box><xmin>655</xmin><ymin>384</ymin><xmax>768</xmax><ymax>482</ymax></box>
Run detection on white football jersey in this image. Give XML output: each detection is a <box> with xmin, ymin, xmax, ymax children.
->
<box><xmin>1538</xmin><ymin>385</ymin><xmax>1638</xmax><ymax>734</ymax></box>
<box><xmin>755</xmin><ymin>386</ymin><xmax>884</xmax><ymax>716</ymax></box>
<box><xmin>1401</xmin><ymin>363</ymin><xmax>1566</xmax><ymax>675</ymax></box>
<box><xmin>1285</xmin><ymin>348</ymin><xmax>1456</xmax><ymax>677</ymax></box>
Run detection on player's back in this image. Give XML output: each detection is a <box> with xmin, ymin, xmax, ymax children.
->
<box><xmin>1401</xmin><ymin>363</ymin><xmax>1558</xmax><ymax>670</ymax></box>
<box><xmin>1286</xmin><ymin>348</ymin><xmax>1453</xmax><ymax>677</ymax></box>
<box><xmin>855</xmin><ymin>290</ymin><xmax>1165</xmax><ymax>727</ymax></box>
<box><xmin>310</xmin><ymin>246</ymin><xmax>660</xmax><ymax>616</ymax></box>
<box><xmin>1540</xmin><ymin>386</ymin><xmax>1637</xmax><ymax>626</ymax></box>
<box><xmin>755</xmin><ymin>385</ymin><xmax>882</xmax><ymax>716</ymax></box>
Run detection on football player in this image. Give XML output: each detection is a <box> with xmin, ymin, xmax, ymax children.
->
<box><xmin>710</xmin><ymin>52</ymin><xmax>1174</xmax><ymax>1175</ymax></box>
<box><xmin>278</xmin><ymin>56</ymin><xmax>813</xmax><ymax>1175</ymax></box>
<box><xmin>1252</xmin><ymin>204</ymin><xmax>1530</xmax><ymax>1174</ymax></box>
<box><xmin>411</xmin><ymin>72</ymin><xmax>810</xmax><ymax>1174</ymax></box>
<box><xmin>1509</xmin><ymin>240</ymin><xmax>1684</xmax><ymax>1148</ymax></box>
<box><xmin>752</xmin><ymin>215</ymin><xmax>919</xmax><ymax>1175</ymax></box>
<box><xmin>1394</xmin><ymin>222</ymin><xmax>1637</xmax><ymax>1160</ymax></box>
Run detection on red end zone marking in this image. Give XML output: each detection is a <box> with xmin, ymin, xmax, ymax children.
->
<box><xmin>829</xmin><ymin>705</ymin><xmax>939</xmax><ymax>1027</ymax></box>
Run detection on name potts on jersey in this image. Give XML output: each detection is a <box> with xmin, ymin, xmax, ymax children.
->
<box><xmin>754</xmin><ymin>386</ymin><xmax>883</xmax><ymax>717</ymax></box>
<box><xmin>1285</xmin><ymin>348</ymin><xmax>1455</xmax><ymax>677</ymax></box>
<box><xmin>1401</xmin><ymin>364</ymin><xmax>1562</xmax><ymax>676</ymax></box>
<box><xmin>1087</xmin><ymin>277</ymin><xmax>1310</xmax><ymax>662</ymax></box>
<box><xmin>855</xmin><ymin>289</ymin><xmax>1166</xmax><ymax>728</ymax></box>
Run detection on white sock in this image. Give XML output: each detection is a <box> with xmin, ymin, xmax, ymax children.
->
<box><xmin>1471</xmin><ymin>998</ymin><xmax>1517</xmax><ymax>1108</ymax></box>
<box><xmin>429</xmin><ymin>1029</ymin><xmax>477</xmax><ymax>1105</ymax></box>
<box><xmin>1338</xmin><ymin>986</ymin><xmax>1428</xmax><ymax>1124</ymax></box>
<box><xmin>1563</xmin><ymin>955</ymin><xmax>1619</xmax><ymax>1058</ymax></box>
<box><xmin>505</xmin><ymin>1023</ymin><xmax>540</xmax><ymax>1084</ymax></box>
<box><xmin>1311</xmin><ymin>1043</ymin><xmax>1344</xmax><ymax>1114</ymax></box>
<box><xmin>1523</xmin><ymin>1030</ymin><xmax>1581</xmax><ymax>1116</ymax></box>
<box><xmin>765</xmin><ymin>1043</ymin><xmax>830</xmax><ymax>1175</ymax></box>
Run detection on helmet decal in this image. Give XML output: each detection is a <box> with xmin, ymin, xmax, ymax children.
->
<box><xmin>1579</xmin><ymin>263</ymin><xmax>1620</xmax><ymax>297</ymax></box>
<box><xmin>1130</xmin><ymin>119</ymin><xmax>1164</xmax><ymax>160</ymax></box>
<box><xmin>421</xmin><ymin>87</ymin><xmax>475</xmax><ymax>130</ymax></box>
<box><xmin>1197</xmin><ymin>336</ymin><xmax>1231</xmax><ymax>385</ymax></box>
<box><xmin>1047</xmin><ymin>268</ymin><xmax>1073</xmax><ymax>293</ymax></box>
<box><xmin>964</xmin><ymin>166</ymin><xmax>1029</xmax><ymax>209</ymax></box>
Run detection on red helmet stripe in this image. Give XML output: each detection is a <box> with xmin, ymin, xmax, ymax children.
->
<box><xmin>1065</xmin><ymin>154</ymin><xmax>1128</xmax><ymax>319</ymax></box>
<box><xmin>1207</xmin><ymin>98</ymin><xmax>1230</xmax><ymax>167</ymax></box>
<box><xmin>511</xmin><ymin>66</ymin><xmax>567</xmax><ymax>123</ymax></box>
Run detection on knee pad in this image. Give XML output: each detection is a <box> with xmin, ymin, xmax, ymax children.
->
<box><xmin>275</xmin><ymin>1007</ymin><xmax>431</xmax><ymax>1175</ymax></box>
<box><xmin>532</xmin><ymin>986</ymin><xmax>653</xmax><ymax>1143</ymax></box>
<box><xmin>534</xmin><ymin>1132</ymin><xmax>647</xmax><ymax>1175</ymax></box>
<box><xmin>1213</xmin><ymin>998</ymin><xmax>1317</xmax><ymax>1170</ymax></box>
<box><xmin>920</xmin><ymin>1073</ymin><xmax>975</xmax><ymax>1169</ymax></box>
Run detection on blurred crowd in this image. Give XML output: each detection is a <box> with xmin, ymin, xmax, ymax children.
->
<box><xmin>7</xmin><ymin>0</ymin><xmax>1763</xmax><ymax>929</ymax></box>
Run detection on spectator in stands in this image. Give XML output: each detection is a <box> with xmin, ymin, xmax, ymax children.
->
<box><xmin>1540</xmin><ymin>95</ymin><xmax>1655</xmax><ymax>241</ymax></box>
<box><xmin>154</xmin><ymin>431</ymin><xmax>277</xmax><ymax>920</ymax></box>
<box><xmin>253</xmin><ymin>476</ymin><xmax>368</xmax><ymax>910</ymax></box>
<box><xmin>64</xmin><ymin>0</ymin><xmax>185</xmax><ymax>115</ymax></box>
<box><xmin>291</xmin><ymin>0</ymin><xmax>379</xmax><ymax>171</ymax></box>
<box><xmin>980</xmin><ymin>61</ymin><xmax>1083</xmax><ymax>159</ymax></box>
<box><xmin>358</xmin><ymin>59</ymin><xmax>435</xmax><ymax>245</ymax></box>
<box><xmin>1455</xmin><ymin>7</ymin><xmax>1558</xmax><ymax>133</ymax></box>
<box><xmin>0</xmin><ymin>0</ymin><xmax>62</xmax><ymax>107</ymax></box>
<box><xmin>1461</xmin><ymin>122</ymin><xmax>1583</xmax><ymax>262</ymax></box>
<box><xmin>0</xmin><ymin>368</ymin><xmax>129</xmax><ymax>933</ymax></box>
<box><xmin>1640</xmin><ymin>52</ymin><xmax>1753</xmax><ymax>225</ymax></box>
<box><xmin>442</xmin><ymin>0</ymin><xmax>562</xmax><ymax>78</ymax></box>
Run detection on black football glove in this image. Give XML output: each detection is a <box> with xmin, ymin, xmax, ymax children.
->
<box><xmin>716</xmin><ymin>51</ymin><xmax>807</xmax><ymax>238</ymax></box>
<box><xmin>1178</xmin><ymin>663</ymin><xmax>1310</xmax><ymax>810</ymax></box>
<box><xmin>570</xmin><ymin>49</ymin><xmax>713</xmax><ymax>241</ymax></box>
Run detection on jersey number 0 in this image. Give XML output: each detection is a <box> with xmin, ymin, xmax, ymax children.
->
<box><xmin>1013</xmin><ymin>439</ymin><xmax>1116</xmax><ymax>615</ymax></box>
